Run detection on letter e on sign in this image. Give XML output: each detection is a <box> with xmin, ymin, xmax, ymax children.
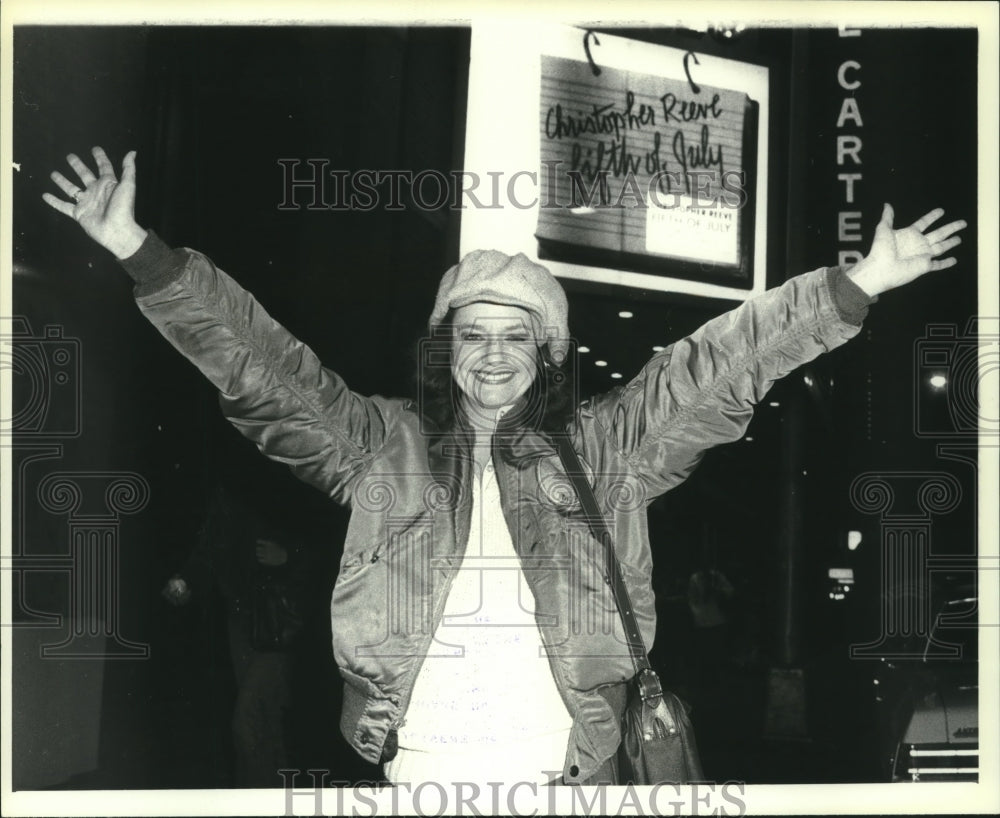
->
<box><xmin>839</xmin><ymin>211</ymin><xmax>863</xmax><ymax>241</ymax></box>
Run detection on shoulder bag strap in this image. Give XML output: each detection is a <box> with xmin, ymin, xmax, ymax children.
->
<box><xmin>554</xmin><ymin>435</ymin><xmax>651</xmax><ymax>675</ymax></box>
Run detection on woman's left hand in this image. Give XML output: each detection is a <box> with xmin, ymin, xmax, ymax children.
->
<box><xmin>848</xmin><ymin>204</ymin><xmax>967</xmax><ymax>297</ymax></box>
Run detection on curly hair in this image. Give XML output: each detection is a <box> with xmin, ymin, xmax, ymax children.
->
<box><xmin>415</xmin><ymin>310</ymin><xmax>578</xmax><ymax>435</ymax></box>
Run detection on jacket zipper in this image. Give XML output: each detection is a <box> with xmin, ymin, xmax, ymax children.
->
<box><xmin>387</xmin><ymin>450</ymin><xmax>474</xmax><ymax>736</ymax></box>
<box><xmin>389</xmin><ymin>564</ymin><xmax>458</xmax><ymax>733</ymax></box>
<box><xmin>492</xmin><ymin>436</ymin><xmax>578</xmax><ymax>776</ymax></box>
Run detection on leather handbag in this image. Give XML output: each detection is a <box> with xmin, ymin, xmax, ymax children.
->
<box><xmin>555</xmin><ymin>435</ymin><xmax>705</xmax><ymax>785</ymax></box>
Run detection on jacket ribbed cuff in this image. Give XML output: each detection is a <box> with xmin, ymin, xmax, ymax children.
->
<box><xmin>827</xmin><ymin>266</ymin><xmax>877</xmax><ymax>325</ymax></box>
<box><xmin>118</xmin><ymin>229</ymin><xmax>188</xmax><ymax>293</ymax></box>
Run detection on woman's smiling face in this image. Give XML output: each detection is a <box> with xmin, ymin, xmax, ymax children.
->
<box><xmin>450</xmin><ymin>302</ymin><xmax>538</xmax><ymax>424</ymax></box>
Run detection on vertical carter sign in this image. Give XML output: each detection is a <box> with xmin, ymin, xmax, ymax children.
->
<box><xmin>836</xmin><ymin>28</ymin><xmax>865</xmax><ymax>266</ymax></box>
<box><xmin>536</xmin><ymin>53</ymin><xmax>758</xmax><ymax>275</ymax></box>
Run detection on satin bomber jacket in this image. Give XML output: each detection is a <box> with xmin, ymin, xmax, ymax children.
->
<box><xmin>121</xmin><ymin>232</ymin><xmax>871</xmax><ymax>783</ymax></box>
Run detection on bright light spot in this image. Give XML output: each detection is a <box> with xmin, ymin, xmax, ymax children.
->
<box><xmin>929</xmin><ymin>374</ymin><xmax>948</xmax><ymax>389</ymax></box>
<box><xmin>618</xmin><ymin>311</ymin><xmax>634</xmax><ymax>319</ymax></box>
<box><xmin>570</xmin><ymin>206</ymin><xmax>596</xmax><ymax>215</ymax></box>
<box><xmin>769</xmin><ymin>401</ymin><xmax>780</xmax><ymax>407</ymax></box>
<box><xmin>847</xmin><ymin>530</ymin><xmax>863</xmax><ymax>551</ymax></box>
<box><xmin>595</xmin><ymin>360</ymin><xmax>608</xmax><ymax>367</ymax></box>
<box><xmin>804</xmin><ymin>375</ymin><xmax>814</xmax><ymax>386</ymax></box>
<box><xmin>745</xmin><ymin>436</ymin><xmax>754</xmax><ymax>442</ymax></box>
<box><xmin>578</xmin><ymin>346</ymin><xmax>590</xmax><ymax>353</ymax></box>
<box><xmin>610</xmin><ymin>372</ymin><xmax>623</xmax><ymax>379</ymax></box>
<box><xmin>652</xmin><ymin>345</ymin><xmax>665</xmax><ymax>352</ymax></box>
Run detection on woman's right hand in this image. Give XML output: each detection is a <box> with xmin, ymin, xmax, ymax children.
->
<box><xmin>42</xmin><ymin>146</ymin><xmax>148</xmax><ymax>259</ymax></box>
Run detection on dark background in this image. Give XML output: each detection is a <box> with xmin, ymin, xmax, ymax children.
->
<box><xmin>9</xmin><ymin>25</ymin><xmax>980</xmax><ymax>788</ymax></box>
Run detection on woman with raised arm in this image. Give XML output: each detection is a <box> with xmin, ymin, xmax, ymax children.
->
<box><xmin>44</xmin><ymin>147</ymin><xmax>966</xmax><ymax>787</ymax></box>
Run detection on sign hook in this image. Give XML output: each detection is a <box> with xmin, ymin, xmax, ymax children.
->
<box><xmin>583</xmin><ymin>30</ymin><xmax>602</xmax><ymax>76</ymax></box>
<box><xmin>683</xmin><ymin>51</ymin><xmax>701</xmax><ymax>94</ymax></box>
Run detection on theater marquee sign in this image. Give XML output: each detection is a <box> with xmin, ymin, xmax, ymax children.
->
<box><xmin>536</xmin><ymin>52</ymin><xmax>757</xmax><ymax>275</ymax></box>
<box><xmin>462</xmin><ymin>24</ymin><xmax>770</xmax><ymax>301</ymax></box>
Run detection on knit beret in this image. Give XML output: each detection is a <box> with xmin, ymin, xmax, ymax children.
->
<box><xmin>429</xmin><ymin>250</ymin><xmax>570</xmax><ymax>363</ymax></box>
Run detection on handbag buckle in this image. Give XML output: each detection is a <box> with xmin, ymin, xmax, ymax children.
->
<box><xmin>636</xmin><ymin>668</ymin><xmax>663</xmax><ymax>704</ymax></box>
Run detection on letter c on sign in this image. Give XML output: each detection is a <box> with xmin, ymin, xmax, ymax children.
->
<box><xmin>838</xmin><ymin>60</ymin><xmax>861</xmax><ymax>90</ymax></box>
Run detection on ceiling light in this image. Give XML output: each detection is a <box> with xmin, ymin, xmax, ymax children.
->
<box><xmin>578</xmin><ymin>346</ymin><xmax>590</xmax><ymax>353</ymax></box>
<box><xmin>595</xmin><ymin>360</ymin><xmax>608</xmax><ymax>367</ymax></box>
<box><xmin>652</xmin><ymin>345</ymin><xmax>665</xmax><ymax>352</ymax></box>
<box><xmin>611</xmin><ymin>372</ymin><xmax>623</xmax><ymax>379</ymax></box>
<box><xmin>618</xmin><ymin>311</ymin><xmax>633</xmax><ymax>319</ymax></box>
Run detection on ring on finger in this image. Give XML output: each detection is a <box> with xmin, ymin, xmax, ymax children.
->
<box><xmin>71</xmin><ymin>188</ymin><xmax>84</xmax><ymax>202</ymax></box>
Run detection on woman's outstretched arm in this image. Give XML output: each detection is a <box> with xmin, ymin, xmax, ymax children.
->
<box><xmin>43</xmin><ymin>147</ymin><xmax>395</xmax><ymax>506</ymax></box>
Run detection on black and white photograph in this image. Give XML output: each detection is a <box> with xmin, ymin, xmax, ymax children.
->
<box><xmin>2</xmin><ymin>2</ymin><xmax>997</xmax><ymax>815</ymax></box>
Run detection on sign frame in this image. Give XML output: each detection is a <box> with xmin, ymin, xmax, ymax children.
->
<box><xmin>461</xmin><ymin>23</ymin><xmax>771</xmax><ymax>301</ymax></box>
